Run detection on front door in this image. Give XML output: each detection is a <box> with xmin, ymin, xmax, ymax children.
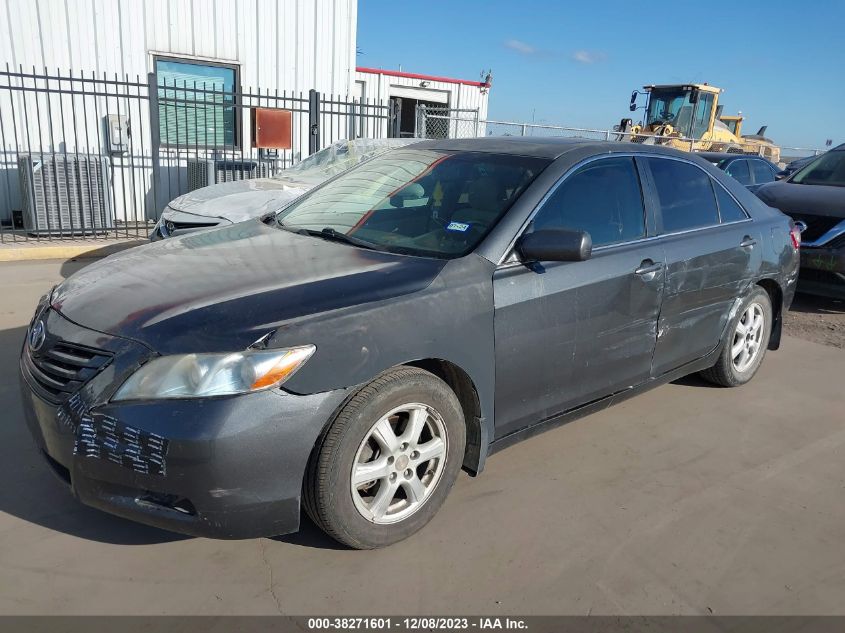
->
<box><xmin>493</xmin><ymin>156</ymin><xmax>664</xmax><ymax>439</ymax></box>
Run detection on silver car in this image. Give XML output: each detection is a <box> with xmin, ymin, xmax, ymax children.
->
<box><xmin>151</xmin><ymin>138</ymin><xmax>414</xmax><ymax>240</ymax></box>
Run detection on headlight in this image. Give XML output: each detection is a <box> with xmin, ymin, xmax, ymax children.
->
<box><xmin>112</xmin><ymin>345</ymin><xmax>315</xmax><ymax>401</ymax></box>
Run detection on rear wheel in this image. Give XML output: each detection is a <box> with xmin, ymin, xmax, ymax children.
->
<box><xmin>303</xmin><ymin>367</ymin><xmax>465</xmax><ymax>549</ymax></box>
<box><xmin>700</xmin><ymin>287</ymin><xmax>772</xmax><ymax>387</ymax></box>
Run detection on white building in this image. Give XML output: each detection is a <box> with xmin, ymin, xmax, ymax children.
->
<box><xmin>356</xmin><ymin>67</ymin><xmax>491</xmax><ymax>138</ymax></box>
<box><xmin>0</xmin><ymin>0</ymin><xmax>357</xmax><ymax>97</ymax></box>
<box><xmin>0</xmin><ymin>0</ymin><xmax>490</xmax><ymax>234</ymax></box>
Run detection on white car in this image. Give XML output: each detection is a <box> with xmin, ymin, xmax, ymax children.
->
<box><xmin>151</xmin><ymin>138</ymin><xmax>415</xmax><ymax>240</ymax></box>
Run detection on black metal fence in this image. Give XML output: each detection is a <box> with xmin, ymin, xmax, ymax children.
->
<box><xmin>0</xmin><ymin>66</ymin><xmax>389</xmax><ymax>242</ymax></box>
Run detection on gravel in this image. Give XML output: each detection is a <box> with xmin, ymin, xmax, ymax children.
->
<box><xmin>784</xmin><ymin>292</ymin><xmax>845</xmax><ymax>349</ymax></box>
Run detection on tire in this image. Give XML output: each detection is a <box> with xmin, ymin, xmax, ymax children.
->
<box><xmin>700</xmin><ymin>287</ymin><xmax>773</xmax><ymax>387</ymax></box>
<box><xmin>303</xmin><ymin>367</ymin><xmax>466</xmax><ymax>549</ymax></box>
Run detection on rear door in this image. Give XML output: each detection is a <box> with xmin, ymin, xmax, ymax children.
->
<box><xmin>750</xmin><ymin>159</ymin><xmax>778</xmax><ymax>187</ymax></box>
<box><xmin>724</xmin><ymin>159</ymin><xmax>752</xmax><ymax>187</ymax></box>
<box><xmin>645</xmin><ymin>157</ymin><xmax>761</xmax><ymax>376</ymax></box>
<box><xmin>492</xmin><ymin>156</ymin><xmax>664</xmax><ymax>438</ymax></box>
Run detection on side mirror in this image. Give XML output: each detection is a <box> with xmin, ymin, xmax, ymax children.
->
<box><xmin>518</xmin><ymin>229</ymin><xmax>592</xmax><ymax>263</ymax></box>
<box><xmin>629</xmin><ymin>91</ymin><xmax>638</xmax><ymax>112</ymax></box>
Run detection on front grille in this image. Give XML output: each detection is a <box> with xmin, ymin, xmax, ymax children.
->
<box><xmin>24</xmin><ymin>339</ymin><xmax>112</xmax><ymax>405</ymax></box>
<box><xmin>789</xmin><ymin>213</ymin><xmax>844</xmax><ymax>243</ymax></box>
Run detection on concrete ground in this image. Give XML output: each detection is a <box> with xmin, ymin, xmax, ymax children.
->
<box><xmin>1</xmin><ymin>259</ymin><xmax>844</xmax><ymax>615</ymax></box>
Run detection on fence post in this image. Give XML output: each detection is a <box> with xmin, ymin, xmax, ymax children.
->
<box><xmin>416</xmin><ymin>104</ymin><xmax>426</xmax><ymax>139</ymax></box>
<box><xmin>308</xmin><ymin>89</ymin><xmax>320</xmax><ymax>154</ymax></box>
<box><xmin>147</xmin><ymin>72</ymin><xmax>162</xmax><ymax>219</ymax></box>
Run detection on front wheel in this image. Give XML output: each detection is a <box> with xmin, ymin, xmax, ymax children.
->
<box><xmin>700</xmin><ymin>287</ymin><xmax>773</xmax><ymax>387</ymax></box>
<box><xmin>303</xmin><ymin>367</ymin><xmax>466</xmax><ymax>549</ymax></box>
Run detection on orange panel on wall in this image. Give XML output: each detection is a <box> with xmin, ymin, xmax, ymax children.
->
<box><xmin>251</xmin><ymin>108</ymin><xmax>292</xmax><ymax>149</ymax></box>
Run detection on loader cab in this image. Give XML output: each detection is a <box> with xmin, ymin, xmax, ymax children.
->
<box><xmin>719</xmin><ymin>115</ymin><xmax>744</xmax><ymax>137</ymax></box>
<box><xmin>643</xmin><ymin>84</ymin><xmax>722</xmax><ymax>139</ymax></box>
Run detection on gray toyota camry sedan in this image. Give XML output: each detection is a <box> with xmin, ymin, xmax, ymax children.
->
<box><xmin>20</xmin><ymin>138</ymin><xmax>800</xmax><ymax>549</ymax></box>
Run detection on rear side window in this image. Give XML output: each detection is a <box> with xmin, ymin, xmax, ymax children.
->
<box><xmin>725</xmin><ymin>159</ymin><xmax>751</xmax><ymax>185</ymax></box>
<box><xmin>714</xmin><ymin>184</ymin><xmax>748</xmax><ymax>223</ymax></box>
<box><xmin>648</xmin><ymin>158</ymin><xmax>720</xmax><ymax>233</ymax></box>
<box><xmin>751</xmin><ymin>160</ymin><xmax>776</xmax><ymax>184</ymax></box>
<box><xmin>532</xmin><ymin>157</ymin><xmax>646</xmax><ymax>247</ymax></box>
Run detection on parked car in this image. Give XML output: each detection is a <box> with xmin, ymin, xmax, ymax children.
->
<box><xmin>696</xmin><ymin>151</ymin><xmax>780</xmax><ymax>193</ymax></box>
<box><xmin>150</xmin><ymin>138</ymin><xmax>414</xmax><ymax>240</ymax></box>
<box><xmin>777</xmin><ymin>153</ymin><xmax>820</xmax><ymax>180</ymax></box>
<box><xmin>21</xmin><ymin>138</ymin><xmax>799</xmax><ymax>549</ymax></box>
<box><xmin>756</xmin><ymin>144</ymin><xmax>845</xmax><ymax>298</ymax></box>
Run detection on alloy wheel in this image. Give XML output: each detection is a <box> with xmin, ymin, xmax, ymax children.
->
<box><xmin>350</xmin><ymin>403</ymin><xmax>448</xmax><ymax>525</ymax></box>
<box><xmin>731</xmin><ymin>302</ymin><xmax>765</xmax><ymax>373</ymax></box>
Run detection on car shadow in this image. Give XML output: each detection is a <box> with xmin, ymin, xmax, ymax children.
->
<box><xmin>271</xmin><ymin>513</ymin><xmax>348</xmax><ymax>550</ymax></box>
<box><xmin>58</xmin><ymin>241</ymin><xmax>145</xmax><ymax>279</ymax></box>
<box><xmin>0</xmin><ymin>324</ymin><xmax>188</xmax><ymax>545</ymax></box>
<box><xmin>789</xmin><ymin>292</ymin><xmax>845</xmax><ymax>315</ymax></box>
<box><xmin>670</xmin><ymin>373</ymin><xmax>714</xmax><ymax>388</ymax></box>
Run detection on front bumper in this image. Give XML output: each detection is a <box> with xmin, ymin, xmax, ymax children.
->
<box><xmin>19</xmin><ymin>309</ymin><xmax>348</xmax><ymax>539</ymax></box>
<box><xmin>149</xmin><ymin>209</ymin><xmax>229</xmax><ymax>241</ymax></box>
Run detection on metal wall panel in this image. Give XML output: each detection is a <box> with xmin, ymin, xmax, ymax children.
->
<box><xmin>0</xmin><ymin>0</ymin><xmax>356</xmax><ymax>96</ymax></box>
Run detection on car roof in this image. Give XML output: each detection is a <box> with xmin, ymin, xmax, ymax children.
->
<box><xmin>695</xmin><ymin>151</ymin><xmax>761</xmax><ymax>162</ymax></box>
<box><xmin>405</xmin><ymin>137</ymin><xmax>697</xmax><ymax>160</ymax></box>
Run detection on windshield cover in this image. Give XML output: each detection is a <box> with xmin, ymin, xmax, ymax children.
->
<box><xmin>276</xmin><ymin>149</ymin><xmax>550</xmax><ymax>258</ymax></box>
<box><xmin>791</xmin><ymin>152</ymin><xmax>845</xmax><ymax>187</ymax></box>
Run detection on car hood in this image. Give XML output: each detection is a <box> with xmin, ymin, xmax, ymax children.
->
<box><xmin>51</xmin><ymin>220</ymin><xmax>446</xmax><ymax>354</ymax></box>
<box><xmin>756</xmin><ymin>181</ymin><xmax>845</xmax><ymax>218</ymax></box>
<box><xmin>167</xmin><ymin>178</ymin><xmax>312</xmax><ymax>223</ymax></box>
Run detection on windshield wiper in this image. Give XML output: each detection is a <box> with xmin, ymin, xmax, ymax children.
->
<box><xmin>291</xmin><ymin>226</ymin><xmax>379</xmax><ymax>250</ymax></box>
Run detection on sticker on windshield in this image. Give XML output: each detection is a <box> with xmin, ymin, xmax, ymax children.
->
<box><xmin>446</xmin><ymin>221</ymin><xmax>470</xmax><ymax>232</ymax></box>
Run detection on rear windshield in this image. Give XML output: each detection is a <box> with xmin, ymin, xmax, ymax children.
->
<box><xmin>791</xmin><ymin>152</ymin><xmax>845</xmax><ymax>187</ymax></box>
<box><xmin>275</xmin><ymin>149</ymin><xmax>550</xmax><ymax>258</ymax></box>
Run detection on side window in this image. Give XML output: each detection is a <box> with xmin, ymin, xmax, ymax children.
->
<box><xmin>725</xmin><ymin>159</ymin><xmax>751</xmax><ymax>185</ymax></box>
<box><xmin>531</xmin><ymin>157</ymin><xmax>646</xmax><ymax>247</ymax></box>
<box><xmin>751</xmin><ymin>160</ymin><xmax>776</xmax><ymax>184</ymax></box>
<box><xmin>690</xmin><ymin>92</ymin><xmax>715</xmax><ymax>138</ymax></box>
<box><xmin>713</xmin><ymin>183</ymin><xmax>749</xmax><ymax>223</ymax></box>
<box><xmin>648</xmin><ymin>158</ymin><xmax>720</xmax><ymax>233</ymax></box>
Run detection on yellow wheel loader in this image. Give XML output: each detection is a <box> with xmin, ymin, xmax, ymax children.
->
<box><xmin>617</xmin><ymin>84</ymin><xmax>780</xmax><ymax>163</ymax></box>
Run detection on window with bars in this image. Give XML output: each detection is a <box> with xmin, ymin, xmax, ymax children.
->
<box><xmin>155</xmin><ymin>57</ymin><xmax>239</xmax><ymax>147</ymax></box>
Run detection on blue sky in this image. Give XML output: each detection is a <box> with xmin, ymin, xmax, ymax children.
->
<box><xmin>357</xmin><ymin>0</ymin><xmax>844</xmax><ymax>149</ymax></box>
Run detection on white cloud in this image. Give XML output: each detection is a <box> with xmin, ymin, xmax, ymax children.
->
<box><xmin>504</xmin><ymin>39</ymin><xmax>537</xmax><ymax>55</ymax></box>
<box><xmin>571</xmin><ymin>50</ymin><xmax>607</xmax><ymax>64</ymax></box>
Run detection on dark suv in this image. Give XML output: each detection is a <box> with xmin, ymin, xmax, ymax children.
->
<box><xmin>756</xmin><ymin>144</ymin><xmax>845</xmax><ymax>298</ymax></box>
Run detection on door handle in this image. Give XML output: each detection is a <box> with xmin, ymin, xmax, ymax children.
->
<box><xmin>634</xmin><ymin>260</ymin><xmax>663</xmax><ymax>280</ymax></box>
<box><xmin>740</xmin><ymin>236</ymin><xmax>757</xmax><ymax>248</ymax></box>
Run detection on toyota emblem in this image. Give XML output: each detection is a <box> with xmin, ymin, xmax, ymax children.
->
<box><xmin>29</xmin><ymin>320</ymin><xmax>46</xmax><ymax>352</ymax></box>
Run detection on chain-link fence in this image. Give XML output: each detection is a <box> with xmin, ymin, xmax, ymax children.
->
<box><xmin>414</xmin><ymin>106</ymin><xmax>481</xmax><ymax>139</ymax></box>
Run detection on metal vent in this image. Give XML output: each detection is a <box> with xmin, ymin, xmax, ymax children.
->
<box><xmin>186</xmin><ymin>158</ymin><xmax>271</xmax><ymax>191</ymax></box>
<box><xmin>18</xmin><ymin>153</ymin><xmax>114</xmax><ymax>235</ymax></box>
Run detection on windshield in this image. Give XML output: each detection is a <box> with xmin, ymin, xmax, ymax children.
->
<box><xmin>276</xmin><ymin>149</ymin><xmax>550</xmax><ymax>258</ymax></box>
<box><xmin>276</xmin><ymin>139</ymin><xmax>414</xmax><ymax>188</ymax></box>
<box><xmin>646</xmin><ymin>89</ymin><xmax>695</xmax><ymax>131</ymax></box>
<box><xmin>791</xmin><ymin>152</ymin><xmax>845</xmax><ymax>187</ymax></box>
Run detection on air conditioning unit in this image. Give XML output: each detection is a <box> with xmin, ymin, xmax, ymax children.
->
<box><xmin>187</xmin><ymin>158</ymin><xmax>272</xmax><ymax>191</ymax></box>
<box><xmin>18</xmin><ymin>153</ymin><xmax>114</xmax><ymax>235</ymax></box>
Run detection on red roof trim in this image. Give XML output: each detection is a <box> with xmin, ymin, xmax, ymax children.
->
<box><xmin>356</xmin><ymin>66</ymin><xmax>490</xmax><ymax>88</ymax></box>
